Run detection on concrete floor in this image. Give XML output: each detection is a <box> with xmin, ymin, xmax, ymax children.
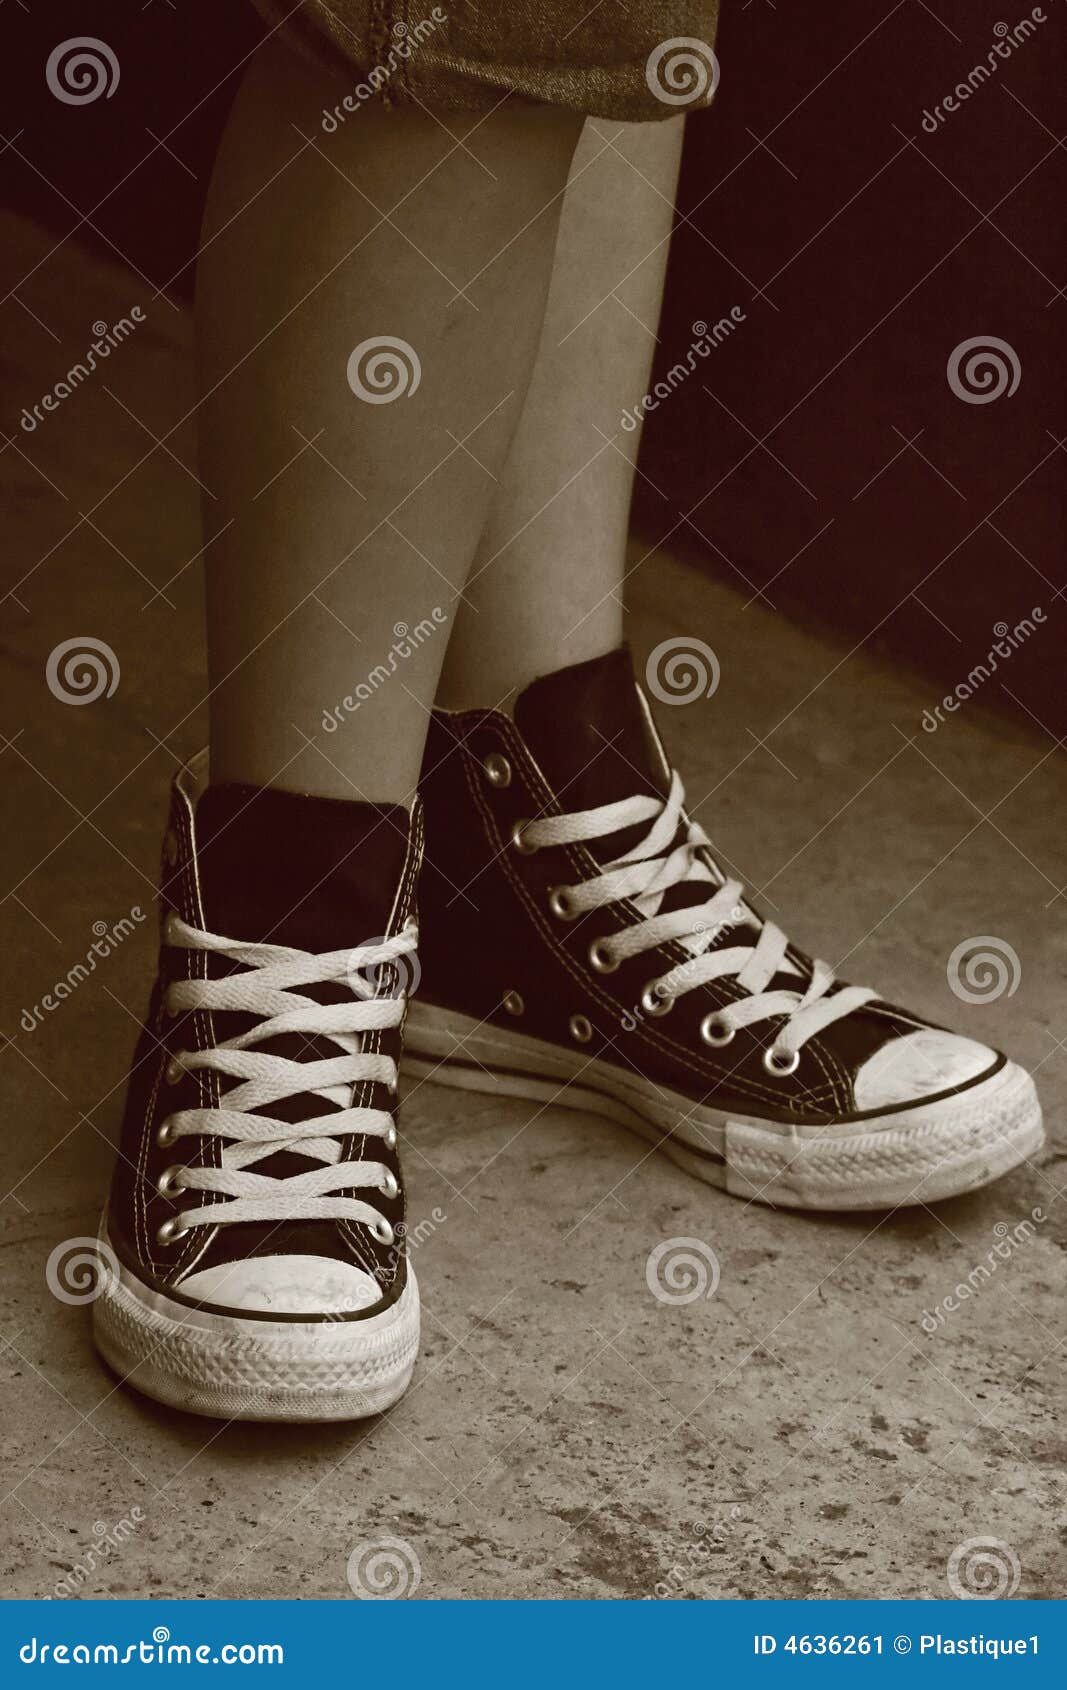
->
<box><xmin>1</xmin><ymin>214</ymin><xmax>1064</xmax><ymax>1601</ymax></box>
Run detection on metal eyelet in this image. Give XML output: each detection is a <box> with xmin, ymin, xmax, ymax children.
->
<box><xmin>510</xmin><ymin>819</ymin><xmax>538</xmax><ymax>855</ymax></box>
<box><xmin>371</xmin><ymin>1218</ymin><xmax>394</xmax><ymax>1245</ymax></box>
<box><xmin>162</xmin><ymin>910</ymin><xmax>181</xmax><ymax>945</ymax></box>
<box><xmin>156</xmin><ymin>1216</ymin><xmax>190</xmax><ymax>1245</ymax></box>
<box><xmin>380</xmin><ymin>1170</ymin><xmax>400</xmax><ymax>1201</ymax></box>
<box><xmin>156</xmin><ymin>1165</ymin><xmax>186</xmax><ymax>1198</ymax></box>
<box><xmin>569</xmin><ymin>1014</ymin><xmax>594</xmax><ymax>1044</ymax></box>
<box><xmin>700</xmin><ymin>1013</ymin><xmax>736</xmax><ymax>1048</ymax></box>
<box><xmin>157</xmin><ymin>1118</ymin><xmax>176</xmax><ymax>1148</ymax></box>
<box><xmin>384</xmin><ymin>1124</ymin><xmax>398</xmax><ymax>1151</ymax></box>
<box><xmin>641</xmin><ymin>984</ymin><xmax>675</xmax><ymax>1018</ymax></box>
<box><xmin>548</xmin><ymin>886</ymin><xmax>577</xmax><ymax>921</ymax></box>
<box><xmin>588</xmin><ymin>938</ymin><xmax>619</xmax><ymax>974</ymax></box>
<box><xmin>163</xmin><ymin>829</ymin><xmax>179</xmax><ymax>868</ymax></box>
<box><xmin>164</xmin><ymin>1056</ymin><xmax>183</xmax><ymax>1085</ymax></box>
<box><xmin>483</xmin><ymin>752</ymin><xmax>512</xmax><ymax>789</ymax></box>
<box><xmin>162</xmin><ymin>989</ymin><xmax>179</xmax><ymax>1018</ymax></box>
<box><xmin>502</xmin><ymin>989</ymin><xmax>524</xmax><ymax>1016</ymax></box>
<box><xmin>764</xmin><ymin>1046</ymin><xmax>800</xmax><ymax>1076</ymax></box>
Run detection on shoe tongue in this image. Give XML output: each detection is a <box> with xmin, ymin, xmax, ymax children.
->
<box><xmin>513</xmin><ymin>646</ymin><xmax>666</xmax><ymax>814</ymax></box>
<box><xmin>195</xmin><ymin>784</ymin><xmax>410</xmax><ymax>951</ymax></box>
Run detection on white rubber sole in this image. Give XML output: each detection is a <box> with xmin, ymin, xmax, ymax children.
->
<box><xmin>92</xmin><ymin>1235</ymin><xmax>419</xmax><ymax>1422</ymax></box>
<box><xmin>402</xmin><ymin>1002</ymin><xmax>1044</xmax><ymax>1211</ymax></box>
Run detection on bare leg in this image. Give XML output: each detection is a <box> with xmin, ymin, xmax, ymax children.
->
<box><xmin>436</xmin><ymin>116</ymin><xmax>685</xmax><ymax>709</ymax></box>
<box><xmin>198</xmin><ymin>41</ymin><xmax>582</xmax><ymax>799</ymax></box>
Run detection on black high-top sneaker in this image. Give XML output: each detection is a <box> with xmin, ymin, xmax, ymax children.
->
<box><xmin>93</xmin><ymin>750</ymin><xmax>422</xmax><ymax>1420</ymax></box>
<box><xmin>408</xmin><ymin>648</ymin><xmax>1042</xmax><ymax>1210</ymax></box>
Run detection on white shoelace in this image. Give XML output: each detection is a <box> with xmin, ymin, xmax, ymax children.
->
<box><xmin>519</xmin><ymin>771</ymin><xmax>875</xmax><ymax>1069</ymax></box>
<box><xmin>156</xmin><ymin>913</ymin><xmax>418</xmax><ymax>1240</ymax></box>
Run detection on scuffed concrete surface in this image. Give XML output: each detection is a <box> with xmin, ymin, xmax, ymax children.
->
<box><xmin>1</xmin><ymin>213</ymin><xmax>1064</xmax><ymax>1601</ymax></box>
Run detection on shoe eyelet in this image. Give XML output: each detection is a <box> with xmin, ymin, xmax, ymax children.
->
<box><xmin>763</xmin><ymin>1046</ymin><xmax>800</xmax><ymax>1076</ymax></box>
<box><xmin>588</xmin><ymin>938</ymin><xmax>619</xmax><ymax>974</ymax></box>
<box><xmin>384</xmin><ymin>1124</ymin><xmax>398</xmax><ymax>1150</ymax></box>
<box><xmin>156</xmin><ymin>1164</ymin><xmax>186</xmax><ymax>1198</ymax></box>
<box><xmin>569</xmin><ymin>1014</ymin><xmax>594</xmax><ymax>1044</ymax></box>
<box><xmin>510</xmin><ymin>819</ymin><xmax>538</xmax><ymax>855</ymax></box>
<box><xmin>642</xmin><ymin>984</ymin><xmax>675</xmax><ymax>1017</ymax></box>
<box><xmin>381</xmin><ymin>1170</ymin><xmax>399</xmax><ymax>1200</ymax></box>
<box><xmin>483</xmin><ymin>752</ymin><xmax>512</xmax><ymax>789</ymax></box>
<box><xmin>548</xmin><ymin>886</ymin><xmax>577</xmax><ymax>921</ymax></box>
<box><xmin>700</xmin><ymin>1013</ymin><xmax>736</xmax><ymax>1048</ymax></box>
<box><xmin>371</xmin><ymin>1218</ymin><xmax>394</xmax><ymax>1245</ymax></box>
<box><xmin>163</xmin><ymin>989</ymin><xmax>179</xmax><ymax>1018</ymax></box>
<box><xmin>502</xmin><ymin>989</ymin><xmax>524</xmax><ymax>1016</ymax></box>
<box><xmin>162</xmin><ymin>910</ymin><xmax>181</xmax><ymax>945</ymax></box>
<box><xmin>163</xmin><ymin>829</ymin><xmax>179</xmax><ymax>868</ymax></box>
<box><xmin>156</xmin><ymin>1216</ymin><xmax>190</xmax><ymax>1245</ymax></box>
<box><xmin>164</xmin><ymin>1056</ymin><xmax>183</xmax><ymax>1085</ymax></box>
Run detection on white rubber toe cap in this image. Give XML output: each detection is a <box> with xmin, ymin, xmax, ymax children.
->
<box><xmin>853</xmin><ymin>1028</ymin><xmax>997</xmax><ymax>1111</ymax></box>
<box><xmin>176</xmin><ymin>1254</ymin><xmax>383</xmax><ymax>1316</ymax></box>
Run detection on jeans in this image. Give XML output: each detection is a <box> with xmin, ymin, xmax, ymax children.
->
<box><xmin>252</xmin><ymin>0</ymin><xmax>721</xmax><ymax>121</ymax></box>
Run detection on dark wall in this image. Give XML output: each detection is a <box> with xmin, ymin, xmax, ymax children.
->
<box><xmin>2</xmin><ymin>2</ymin><xmax>1063</xmax><ymax>732</ymax></box>
<box><xmin>640</xmin><ymin>0</ymin><xmax>1065</xmax><ymax>735</ymax></box>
